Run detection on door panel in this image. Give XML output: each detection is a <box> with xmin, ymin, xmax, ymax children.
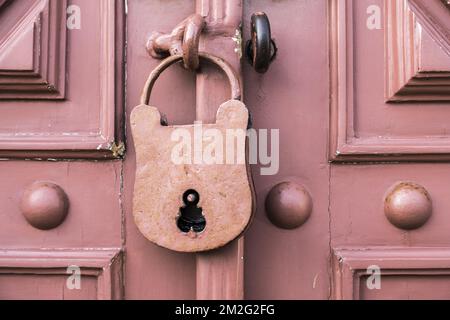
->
<box><xmin>331</xmin><ymin>164</ymin><xmax>450</xmax><ymax>247</ymax></box>
<box><xmin>360</xmin><ymin>275</ymin><xmax>450</xmax><ymax>300</ymax></box>
<box><xmin>330</xmin><ymin>0</ymin><xmax>450</xmax><ymax>300</ymax></box>
<box><xmin>0</xmin><ymin>0</ymin><xmax>124</xmax><ymax>300</ymax></box>
<box><xmin>385</xmin><ymin>0</ymin><xmax>450</xmax><ymax>102</ymax></box>
<box><xmin>0</xmin><ymin>249</ymin><xmax>122</xmax><ymax>300</ymax></box>
<box><xmin>0</xmin><ymin>274</ymin><xmax>98</xmax><ymax>300</ymax></box>
<box><xmin>0</xmin><ymin>0</ymin><xmax>67</xmax><ymax>100</ymax></box>
<box><xmin>0</xmin><ymin>0</ymin><xmax>124</xmax><ymax>158</ymax></box>
<box><xmin>0</xmin><ymin>162</ymin><xmax>122</xmax><ymax>248</ymax></box>
<box><xmin>330</xmin><ymin>0</ymin><xmax>450</xmax><ymax>161</ymax></box>
<box><xmin>243</xmin><ymin>0</ymin><xmax>330</xmax><ymax>299</ymax></box>
<box><xmin>333</xmin><ymin>248</ymin><xmax>450</xmax><ymax>300</ymax></box>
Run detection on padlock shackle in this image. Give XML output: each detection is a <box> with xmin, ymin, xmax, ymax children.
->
<box><xmin>140</xmin><ymin>53</ymin><xmax>242</xmax><ymax>106</ymax></box>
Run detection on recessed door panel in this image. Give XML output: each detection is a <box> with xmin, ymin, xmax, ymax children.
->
<box><xmin>330</xmin><ymin>0</ymin><xmax>450</xmax><ymax>161</ymax></box>
<box><xmin>0</xmin><ymin>0</ymin><xmax>124</xmax><ymax>158</ymax></box>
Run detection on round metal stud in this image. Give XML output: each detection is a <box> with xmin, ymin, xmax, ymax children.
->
<box><xmin>384</xmin><ymin>182</ymin><xmax>432</xmax><ymax>230</ymax></box>
<box><xmin>20</xmin><ymin>181</ymin><xmax>69</xmax><ymax>230</ymax></box>
<box><xmin>265</xmin><ymin>181</ymin><xmax>312</xmax><ymax>230</ymax></box>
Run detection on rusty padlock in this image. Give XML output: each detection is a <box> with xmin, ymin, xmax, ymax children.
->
<box><xmin>131</xmin><ymin>53</ymin><xmax>255</xmax><ymax>252</ymax></box>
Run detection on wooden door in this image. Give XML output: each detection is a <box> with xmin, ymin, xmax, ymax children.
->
<box><xmin>0</xmin><ymin>0</ymin><xmax>124</xmax><ymax>300</ymax></box>
<box><xmin>1</xmin><ymin>0</ymin><xmax>449</xmax><ymax>300</ymax></box>
<box><xmin>329</xmin><ymin>0</ymin><xmax>450</xmax><ymax>300</ymax></box>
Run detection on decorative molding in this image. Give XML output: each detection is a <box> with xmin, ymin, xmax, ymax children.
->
<box><xmin>0</xmin><ymin>0</ymin><xmax>67</xmax><ymax>100</ymax></box>
<box><xmin>0</xmin><ymin>0</ymin><xmax>124</xmax><ymax>159</ymax></box>
<box><xmin>0</xmin><ymin>0</ymin><xmax>13</xmax><ymax>11</ymax></box>
<box><xmin>408</xmin><ymin>0</ymin><xmax>450</xmax><ymax>57</ymax></box>
<box><xmin>0</xmin><ymin>249</ymin><xmax>123</xmax><ymax>300</ymax></box>
<box><xmin>329</xmin><ymin>0</ymin><xmax>450</xmax><ymax>162</ymax></box>
<box><xmin>332</xmin><ymin>247</ymin><xmax>450</xmax><ymax>300</ymax></box>
<box><xmin>386</xmin><ymin>0</ymin><xmax>450</xmax><ymax>102</ymax></box>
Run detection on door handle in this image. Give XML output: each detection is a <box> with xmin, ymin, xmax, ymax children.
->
<box><xmin>246</xmin><ymin>12</ymin><xmax>277</xmax><ymax>73</ymax></box>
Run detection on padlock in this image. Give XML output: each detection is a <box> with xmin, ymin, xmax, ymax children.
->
<box><xmin>131</xmin><ymin>53</ymin><xmax>255</xmax><ymax>252</ymax></box>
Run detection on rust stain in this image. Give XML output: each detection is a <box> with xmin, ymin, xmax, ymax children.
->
<box><xmin>110</xmin><ymin>142</ymin><xmax>126</xmax><ymax>158</ymax></box>
<box><xmin>385</xmin><ymin>181</ymin><xmax>431</xmax><ymax>203</ymax></box>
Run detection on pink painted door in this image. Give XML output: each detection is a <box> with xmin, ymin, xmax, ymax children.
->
<box><xmin>0</xmin><ymin>0</ymin><xmax>449</xmax><ymax>300</ymax></box>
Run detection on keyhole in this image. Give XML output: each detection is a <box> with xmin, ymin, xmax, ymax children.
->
<box><xmin>177</xmin><ymin>189</ymin><xmax>206</xmax><ymax>233</ymax></box>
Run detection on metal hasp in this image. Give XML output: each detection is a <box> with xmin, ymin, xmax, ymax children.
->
<box><xmin>246</xmin><ymin>12</ymin><xmax>277</xmax><ymax>73</ymax></box>
<box><xmin>146</xmin><ymin>14</ymin><xmax>206</xmax><ymax>70</ymax></box>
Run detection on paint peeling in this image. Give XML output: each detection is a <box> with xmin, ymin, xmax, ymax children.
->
<box><xmin>313</xmin><ymin>273</ymin><xmax>319</xmax><ymax>289</ymax></box>
<box><xmin>232</xmin><ymin>28</ymin><xmax>243</xmax><ymax>59</ymax></box>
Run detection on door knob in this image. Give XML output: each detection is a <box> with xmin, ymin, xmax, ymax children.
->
<box><xmin>246</xmin><ymin>12</ymin><xmax>277</xmax><ymax>73</ymax></box>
